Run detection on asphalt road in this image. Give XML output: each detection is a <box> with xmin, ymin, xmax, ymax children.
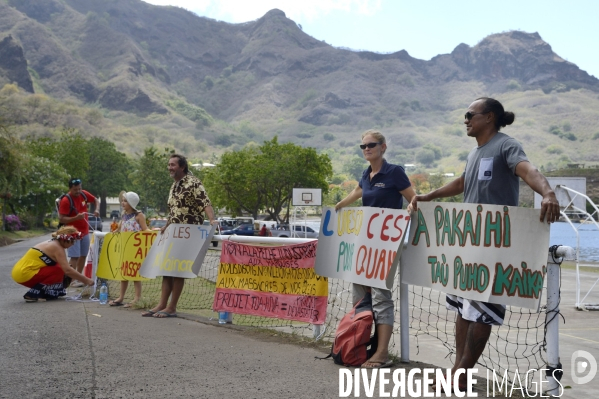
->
<box><xmin>0</xmin><ymin>233</ymin><xmax>342</xmax><ymax>399</ymax></box>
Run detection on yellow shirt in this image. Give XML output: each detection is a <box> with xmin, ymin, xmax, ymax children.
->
<box><xmin>11</xmin><ymin>248</ymin><xmax>58</xmax><ymax>284</ymax></box>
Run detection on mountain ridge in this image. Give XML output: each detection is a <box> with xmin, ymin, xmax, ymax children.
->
<box><xmin>1</xmin><ymin>0</ymin><xmax>598</xmax><ymax>175</ymax></box>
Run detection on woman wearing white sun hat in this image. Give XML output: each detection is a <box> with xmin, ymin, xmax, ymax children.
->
<box><xmin>109</xmin><ymin>191</ymin><xmax>150</xmax><ymax>308</ymax></box>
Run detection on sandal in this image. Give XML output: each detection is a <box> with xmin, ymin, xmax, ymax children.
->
<box><xmin>109</xmin><ymin>300</ymin><xmax>124</xmax><ymax>306</ymax></box>
<box><xmin>24</xmin><ymin>296</ymin><xmax>38</xmax><ymax>303</ymax></box>
<box><xmin>141</xmin><ymin>310</ymin><xmax>157</xmax><ymax>317</ymax></box>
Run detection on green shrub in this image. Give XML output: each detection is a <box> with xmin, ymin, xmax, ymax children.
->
<box><xmin>222</xmin><ymin>66</ymin><xmax>233</xmax><ymax>78</ymax></box>
<box><xmin>204</xmin><ymin>76</ymin><xmax>214</xmax><ymax>90</ymax></box>
<box><xmin>559</xmin><ymin>131</ymin><xmax>576</xmax><ymax>141</ymax></box>
<box><xmin>443</xmin><ymin>126</ymin><xmax>463</xmax><ymax>136</ymax></box>
<box><xmin>416</xmin><ymin>148</ymin><xmax>435</xmax><ymax>165</ymax></box>
<box><xmin>562</xmin><ymin>121</ymin><xmax>572</xmax><ymax>132</ymax></box>
<box><xmin>548</xmin><ymin>125</ymin><xmax>561</xmax><ymax>135</ymax></box>
<box><xmin>507</xmin><ymin>80</ymin><xmax>521</xmax><ymax>91</ymax></box>
<box><xmin>215</xmin><ymin>135</ymin><xmax>233</xmax><ymax>146</ymax></box>
<box><xmin>323</xmin><ymin>133</ymin><xmax>335</xmax><ymax>141</ymax></box>
<box><xmin>546</xmin><ymin>145</ymin><xmax>563</xmax><ymax>154</ymax></box>
<box><xmin>458</xmin><ymin>151</ymin><xmax>470</xmax><ymax>161</ymax></box>
<box><xmin>165</xmin><ymin>99</ymin><xmax>213</xmax><ymax>126</ymax></box>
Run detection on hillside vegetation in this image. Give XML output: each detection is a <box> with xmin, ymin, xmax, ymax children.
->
<box><xmin>0</xmin><ymin>0</ymin><xmax>598</xmax><ymax>177</ymax></box>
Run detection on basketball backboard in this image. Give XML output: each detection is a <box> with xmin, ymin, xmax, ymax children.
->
<box><xmin>292</xmin><ymin>188</ymin><xmax>322</xmax><ymax>206</ymax></box>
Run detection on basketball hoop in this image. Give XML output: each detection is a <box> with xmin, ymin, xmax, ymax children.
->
<box><xmin>292</xmin><ymin>189</ymin><xmax>321</xmax><ymax>207</ymax></box>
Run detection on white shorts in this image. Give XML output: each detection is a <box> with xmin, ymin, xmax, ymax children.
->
<box><xmin>446</xmin><ymin>295</ymin><xmax>505</xmax><ymax>326</ymax></box>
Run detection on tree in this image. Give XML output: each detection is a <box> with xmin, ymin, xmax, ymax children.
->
<box><xmin>203</xmin><ymin>146</ymin><xmax>262</xmax><ymax>218</ymax></box>
<box><xmin>14</xmin><ymin>155</ymin><xmax>69</xmax><ymax>227</ymax></box>
<box><xmin>0</xmin><ymin>114</ymin><xmax>26</xmax><ymax>197</ymax></box>
<box><xmin>344</xmin><ymin>157</ymin><xmax>367</xmax><ymax>181</ymax></box>
<box><xmin>130</xmin><ymin>147</ymin><xmax>173</xmax><ymax>215</ymax></box>
<box><xmin>0</xmin><ymin>109</ymin><xmax>28</xmax><ymax>230</ymax></box>
<box><xmin>86</xmin><ymin>137</ymin><xmax>130</xmax><ymax>217</ymax></box>
<box><xmin>28</xmin><ymin>128</ymin><xmax>90</xmax><ymax>181</ymax></box>
<box><xmin>415</xmin><ymin>148</ymin><xmax>435</xmax><ymax>166</ymax></box>
<box><xmin>255</xmin><ymin>138</ymin><xmax>332</xmax><ymax>222</ymax></box>
<box><xmin>204</xmin><ymin>137</ymin><xmax>333</xmax><ymax>223</ymax></box>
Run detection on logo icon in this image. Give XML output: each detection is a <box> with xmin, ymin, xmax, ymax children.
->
<box><xmin>571</xmin><ymin>350</ymin><xmax>597</xmax><ymax>384</ymax></box>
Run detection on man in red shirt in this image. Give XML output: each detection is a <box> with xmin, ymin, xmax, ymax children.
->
<box><xmin>58</xmin><ymin>178</ymin><xmax>101</xmax><ymax>287</ymax></box>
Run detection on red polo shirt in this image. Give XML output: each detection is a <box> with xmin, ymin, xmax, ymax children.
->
<box><xmin>58</xmin><ymin>190</ymin><xmax>96</xmax><ymax>236</ymax></box>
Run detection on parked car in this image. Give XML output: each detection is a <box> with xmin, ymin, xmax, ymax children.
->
<box><xmin>270</xmin><ymin>225</ymin><xmax>319</xmax><ymax>238</ymax></box>
<box><xmin>220</xmin><ymin>224</ymin><xmax>256</xmax><ymax>236</ymax></box>
<box><xmin>110</xmin><ymin>210</ymin><xmax>120</xmax><ymax>219</ymax></box>
<box><xmin>87</xmin><ymin>213</ymin><xmax>103</xmax><ymax>232</ymax></box>
<box><xmin>217</xmin><ymin>217</ymin><xmax>255</xmax><ymax>231</ymax></box>
<box><xmin>149</xmin><ymin>218</ymin><xmax>168</xmax><ymax>231</ymax></box>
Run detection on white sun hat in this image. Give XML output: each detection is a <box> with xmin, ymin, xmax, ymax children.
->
<box><xmin>122</xmin><ymin>191</ymin><xmax>140</xmax><ymax>212</ymax></box>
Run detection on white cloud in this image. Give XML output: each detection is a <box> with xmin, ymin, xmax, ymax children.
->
<box><xmin>143</xmin><ymin>0</ymin><xmax>382</xmax><ymax>23</ymax></box>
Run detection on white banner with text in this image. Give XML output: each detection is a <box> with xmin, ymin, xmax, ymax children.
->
<box><xmin>401</xmin><ymin>202</ymin><xmax>550</xmax><ymax>310</ymax></box>
<box><xmin>139</xmin><ymin>223</ymin><xmax>216</xmax><ymax>279</ymax></box>
<box><xmin>314</xmin><ymin>206</ymin><xmax>411</xmax><ymax>290</ymax></box>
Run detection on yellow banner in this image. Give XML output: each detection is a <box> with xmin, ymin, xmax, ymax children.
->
<box><xmin>216</xmin><ymin>263</ymin><xmax>328</xmax><ymax>296</ymax></box>
<box><xmin>98</xmin><ymin>232</ymin><xmax>157</xmax><ymax>281</ymax></box>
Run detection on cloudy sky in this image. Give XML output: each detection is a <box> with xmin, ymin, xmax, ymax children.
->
<box><xmin>143</xmin><ymin>0</ymin><xmax>598</xmax><ymax>79</ymax></box>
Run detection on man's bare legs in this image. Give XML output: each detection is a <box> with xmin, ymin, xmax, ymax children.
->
<box><xmin>451</xmin><ymin>314</ymin><xmax>492</xmax><ymax>386</ymax></box>
<box><xmin>147</xmin><ymin>277</ymin><xmax>184</xmax><ymax>317</ymax></box>
<box><xmin>361</xmin><ymin>323</ymin><xmax>393</xmax><ymax>368</ymax></box>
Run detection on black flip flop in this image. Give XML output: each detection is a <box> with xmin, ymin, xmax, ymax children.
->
<box><xmin>141</xmin><ymin>310</ymin><xmax>156</xmax><ymax>317</ymax></box>
<box><xmin>109</xmin><ymin>301</ymin><xmax>124</xmax><ymax>306</ymax></box>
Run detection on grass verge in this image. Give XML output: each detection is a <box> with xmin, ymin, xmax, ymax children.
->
<box><xmin>0</xmin><ymin>229</ymin><xmax>51</xmax><ymax>247</ymax></box>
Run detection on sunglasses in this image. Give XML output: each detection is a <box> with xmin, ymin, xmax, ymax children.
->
<box><xmin>464</xmin><ymin>112</ymin><xmax>486</xmax><ymax>121</ymax></box>
<box><xmin>70</xmin><ymin>179</ymin><xmax>81</xmax><ymax>184</ymax></box>
<box><xmin>359</xmin><ymin>142</ymin><xmax>381</xmax><ymax>150</ymax></box>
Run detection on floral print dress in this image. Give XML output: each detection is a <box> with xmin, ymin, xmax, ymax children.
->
<box><xmin>120</xmin><ymin>212</ymin><xmax>141</xmax><ymax>232</ymax></box>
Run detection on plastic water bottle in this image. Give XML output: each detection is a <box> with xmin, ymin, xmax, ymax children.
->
<box><xmin>218</xmin><ymin>311</ymin><xmax>228</xmax><ymax>324</ymax></box>
<box><xmin>99</xmin><ymin>283</ymin><xmax>108</xmax><ymax>305</ymax></box>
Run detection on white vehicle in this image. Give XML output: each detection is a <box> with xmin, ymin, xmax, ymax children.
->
<box><xmin>217</xmin><ymin>217</ymin><xmax>255</xmax><ymax>231</ymax></box>
<box><xmin>270</xmin><ymin>224</ymin><xmax>319</xmax><ymax>239</ymax></box>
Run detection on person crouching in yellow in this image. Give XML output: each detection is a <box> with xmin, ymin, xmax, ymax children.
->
<box><xmin>11</xmin><ymin>226</ymin><xmax>95</xmax><ymax>302</ymax></box>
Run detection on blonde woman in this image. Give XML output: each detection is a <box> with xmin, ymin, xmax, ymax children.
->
<box><xmin>11</xmin><ymin>226</ymin><xmax>94</xmax><ymax>302</ymax></box>
<box><xmin>335</xmin><ymin>129</ymin><xmax>416</xmax><ymax>368</ymax></box>
<box><xmin>109</xmin><ymin>191</ymin><xmax>149</xmax><ymax>308</ymax></box>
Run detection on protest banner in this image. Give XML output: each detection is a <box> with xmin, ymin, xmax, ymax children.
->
<box><xmin>139</xmin><ymin>223</ymin><xmax>216</xmax><ymax>279</ymax></box>
<box><xmin>314</xmin><ymin>206</ymin><xmax>411</xmax><ymax>290</ymax></box>
<box><xmin>97</xmin><ymin>231</ymin><xmax>156</xmax><ymax>281</ymax></box>
<box><xmin>213</xmin><ymin>240</ymin><xmax>328</xmax><ymax>325</ymax></box>
<box><xmin>401</xmin><ymin>202</ymin><xmax>550</xmax><ymax>310</ymax></box>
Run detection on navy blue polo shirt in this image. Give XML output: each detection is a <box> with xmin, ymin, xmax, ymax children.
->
<box><xmin>359</xmin><ymin>160</ymin><xmax>411</xmax><ymax>209</ymax></box>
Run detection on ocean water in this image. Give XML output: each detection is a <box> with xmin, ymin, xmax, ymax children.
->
<box><xmin>549</xmin><ymin>222</ymin><xmax>599</xmax><ymax>262</ymax></box>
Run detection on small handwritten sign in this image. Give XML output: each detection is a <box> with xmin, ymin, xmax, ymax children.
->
<box><xmin>314</xmin><ymin>206</ymin><xmax>411</xmax><ymax>289</ymax></box>
<box><xmin>401</xmin><ymin>202</ymin><xmax>550</xmax><ymax>310</ymax></box>
<box><xmin>97</xmin><ymin>231</ymin><xmax>156</xmax><ymax>281</ymax></box>
<box><xmin>213</xmin><ymin>241</ymin><xmax>328</xmax><ymax>324</ymax></box>
<box><xmin>140</xmin><ymin>223</ymin><xmax>216</xmax><ymax>279</ymax></box>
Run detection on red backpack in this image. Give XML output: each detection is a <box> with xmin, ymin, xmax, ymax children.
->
<box><xmin>321</xmin><ymin>292</ymin><xmax>378</xmax><ymax>367</ymax></box>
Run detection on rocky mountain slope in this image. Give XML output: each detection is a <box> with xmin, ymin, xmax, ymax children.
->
<box><xmin>1</xmin><ymin>0</ymin><xmax>598</xmax><ymax>174</ymax></box>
